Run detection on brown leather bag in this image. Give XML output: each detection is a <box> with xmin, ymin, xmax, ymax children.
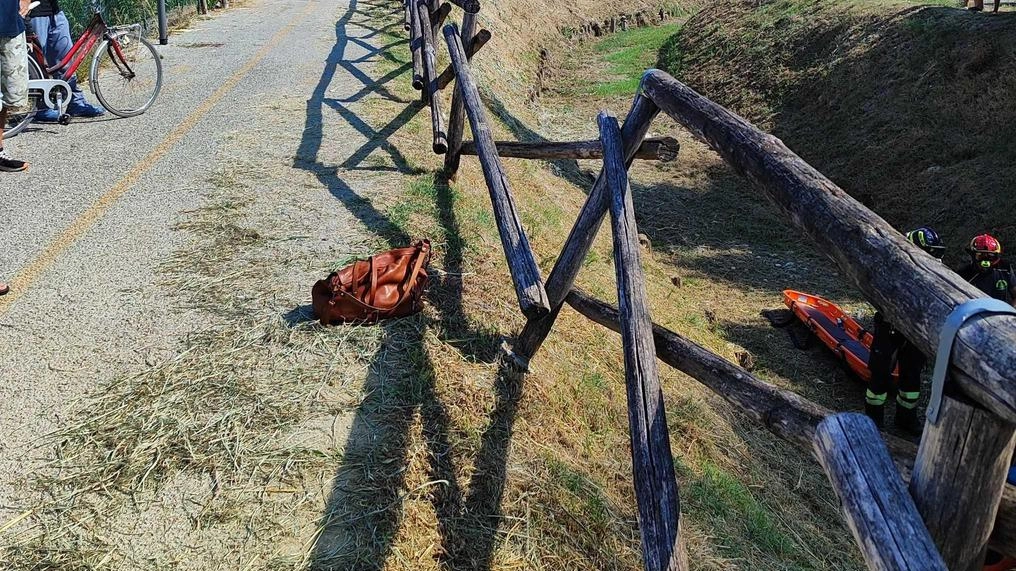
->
<box><xmin>312</xmin><ymin>240</ymin><xmax>432</xmax><ymax>325</ymax></box>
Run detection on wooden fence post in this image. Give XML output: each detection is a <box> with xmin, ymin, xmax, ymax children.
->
<box><xmin>417</xmin><ymin>1</ymin><xmax>447</xmax><ymax>153</ymax></box>
<box><xmin>442</xmin><ymin>24</ymin><xmax>550</xmax><ymax>318</ymax></box>
<box><xmin>409</xmin><ymin>0</ymin><xmax>425</xmax><ymax>90</ymax></box>
<box><xmin>814</xmin><ymin>414</ymin><xmax>947</xmax><ymax>571</ymax></box>
<box><xmin>443</xmin><ymin>12</ymin><xmax>478</xmax><ymax>176</ymax></box>
<box><xmin>511</xmin><ymin>81</ymin><xmax>661</xmax><ymax>365</ymax></box>
<box><xmin>600</xmin><ymin>110</ymin><xmax>687</xmax><ymax>571</ymax></box>
<box><xmin>563</xmin><ymin>288</ymin><xmax>1016</xmax><ymax>558</ymax></box>
<box><xmin>910</xmin><ymin>395</ymin><xmax>1016</xmax><ymax>571</ymax></box>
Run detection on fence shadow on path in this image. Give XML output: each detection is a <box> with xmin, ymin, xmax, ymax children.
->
<box><xmin>293</xmin><ymin>1</ymin><xmax>519</xmax><ymax>568</ymax></box>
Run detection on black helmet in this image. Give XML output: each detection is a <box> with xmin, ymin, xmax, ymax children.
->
<box><xmin>906</xmin><ymin>226</ymin><xmax>945</xmax><ymax>259</ymax></box>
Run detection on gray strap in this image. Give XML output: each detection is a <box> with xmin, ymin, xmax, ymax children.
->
<box><xmin>926</xmin><ymin>298</ymin><xmax>1016</xmax><ymax>424</ymax></box>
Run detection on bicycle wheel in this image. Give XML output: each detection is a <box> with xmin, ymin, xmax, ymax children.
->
<box><xmin>90</xmin><ymin>33</ymin><xmax>163</xmax><ymax>118</ymax></box>
<box><xmin>3</xmin><ymin>57</ymin><xmax>44</xmax><ymax>138</ymax></box>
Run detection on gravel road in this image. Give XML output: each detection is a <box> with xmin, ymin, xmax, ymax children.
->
<box><xmin>0</xmin><ymin>0</ymin><xmax>396</xmax><ymax>537</ymax></box>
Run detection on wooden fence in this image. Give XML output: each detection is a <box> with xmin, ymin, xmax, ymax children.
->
<box><xmin>401</xmin><ymin>1</ymin><xmax>1016</xmax><ymax>569</ymax></box>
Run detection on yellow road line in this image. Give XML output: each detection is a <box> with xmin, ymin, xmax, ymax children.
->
<box><xmin>0</xmin><ymin>0</ymin><xmax>316</xmax><ymax>316</ymax></box>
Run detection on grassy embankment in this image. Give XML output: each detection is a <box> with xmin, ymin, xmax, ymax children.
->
<box><xmin>352</xmin><ymin>0</ymin><xmax>880</xmax><ymax>569</ymax></box>
<box><xmin>658</xmin><ymin>0</ymin><xmax>1016</xmax><ymax>262</ymax></box>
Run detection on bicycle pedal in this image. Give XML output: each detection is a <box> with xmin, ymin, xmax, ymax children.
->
<box><xmin>58</xmin><ymin>114</ymin><xmax>71</xmax><ymax>126</ymax></box>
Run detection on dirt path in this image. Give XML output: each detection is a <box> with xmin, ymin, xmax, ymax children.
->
<box><xmin>0</xmin><ymin>0</ymin><xmax>413</xmax><ymax>566</ymax></box>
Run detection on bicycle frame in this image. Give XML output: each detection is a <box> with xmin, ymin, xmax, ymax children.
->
<box><xmin>26</xmin><ymin>12</ymin><xmax>138</xmax><ymax>113</ymax></box>
<box><xmin>32</xmin><ymin>12</ymin><xmax>109</xmax><ymax>82</ymax></box>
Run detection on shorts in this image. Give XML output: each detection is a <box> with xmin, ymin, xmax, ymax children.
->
<box><xmin>0</xmin><ymin>33</ymin><xmax>29</xmax><ymax>113</ymax></box>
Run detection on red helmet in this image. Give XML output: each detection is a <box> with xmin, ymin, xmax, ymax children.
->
<box><xmin>968</xmin><ymin>234</ymin><xmax>1003</xmax><ymax>269</ymax></box>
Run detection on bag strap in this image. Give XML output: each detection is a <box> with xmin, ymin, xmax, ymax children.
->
<box><xmin>368</xmin><ymin>255</ymin><xmax>378</xmax><ymax>306</ymax></box>
<box><xmin>334</xmin><ymin>244</ymin><xmax>429</xmax><ymax>313</ymax></box>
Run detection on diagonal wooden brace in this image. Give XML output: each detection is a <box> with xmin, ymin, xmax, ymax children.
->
<box><xmin>509</xmin><ymin>78</ymin><xmax>661</xmax><ymax>367</ymax></box>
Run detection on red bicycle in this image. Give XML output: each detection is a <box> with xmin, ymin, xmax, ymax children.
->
<box><xmin>4</xmin><ymin>10</ymin><xmax>163</xmax><ymax>137</ymax></box>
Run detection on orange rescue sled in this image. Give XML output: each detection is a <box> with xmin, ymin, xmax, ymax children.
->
<box><xmin>782</xmin><ymin>290</ymin><xmax>896</xmax><ymax>384</ymax></box>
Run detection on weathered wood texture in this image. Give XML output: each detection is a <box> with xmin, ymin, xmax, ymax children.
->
<box><xmin>409</xmin><ymin>0</ymin><xmax>424</xmax><ymax>90</ymax></box>
<box><xmin>910</xmin><ymin>395</ymin><xmax>1016</xmax><ymax>571</ymax></box>
<box><xmin>442</xmin><ymin>14</ymin><xmax>479</xmax><ymax>175</ymax></box>
<box><xmin>417</xmin><ymin>1</ymin><xmax>447</xmax><ymax>153</ymax></box>
<box><xmin>600</xmin><ymin>112</ymin><xmax>687</xmax><ymax>571</ymax></box>
<box><xmin>511</xmin><ymin>91</ymin><xmax>660</xmax><ymax>363</ymax></box>
<box><xmin>993</xmin><ymin>486</ymin><xmax>1016</xmax><ymax>553</ymax></box>
<box><xmin>814</xmin><ymin>414</ymin><xmax>947</xmax><ymax>571</ymax></box>
<box><xmin>563</xmin><ymin>288</ymin><xmax>1016</xmax><ymax>558</ymax></box>
<box><xmin>566</xmin><ymin>289</ymin><xmax>829</xmax><ymax>449</ymax></box>
<box><xmin>443</xmin><ymin>24</ymin><xmax>550</xmax><ymax>318</ymax></box>
<box><xmin>436</xmin><ymin>28</ymin><xmax>489</xmax><ymax>91</ymax></box>
<box><xmin>447</xmin><ymin>0</ymin><xmax>480</xmax><ymax>13</ymax></box>
<box><xmin>640</xmin><ymin>69</ymin><xmax>1016</xmax><ymax>424</ymax></box>
<box><xmin>431</xmin><ymin>2</ymin><xmax>452</xmax><ymax>32</ymax></box>
<box><xmin>403</xmin><ymin>0</ymin><xmax>411</xmax><ymax>30</ymax></box>
<box><xmin>461</xmin><ymin>137</ymin><xmax>680</xmax><ymax>162</ymax></box>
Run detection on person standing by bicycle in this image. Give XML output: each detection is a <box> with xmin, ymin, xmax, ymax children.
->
<box><xmin>0</xmin><ymin>0</ymin><xmax>31</xmax><ymax>171</ymax></box>
<box><xmin>26</xmin><ymin>0</ymin><xmax>105</xmax><ymax>120</ymax></box>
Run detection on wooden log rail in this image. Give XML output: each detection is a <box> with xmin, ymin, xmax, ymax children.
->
<box><xmin>636</xmin><ymin>69</ymin><xmax>1016</xmax><ymax>570</ymax></box>
<box><xmin>443</xmin><ymin>23</ymin><xmax>550</xmax><ymax>318</ymax></box>
<box><xmin>638</xmin><ymin>69</ymin><xmax>1016</xmax><ymax>425</ymax></box>
<box><xmin>443</xmin><ymin>15</ymin><xmax>480</xmax><ymax>174</ymax></box>
<box><xmin>436</xmin><ymin>29</ymin><xmax>491</xmax><ymax>91</ymax></box>
<box><xmin>446</xmin><ymin>0</ymin><xmax>480</xmax><ymax>13</ymax></box>
<box><xmin>600</xmin><ymin>111</ymin><xmax>688</xmax><ymax>571</ymax></box>
<box><xmin>407</xmin><ymin>0</ymin><xmax>424</xmax><ymax>90</ymax></box>
<box><xmin>416</xmin><ymin>1</ymin><xmax>447</xmax><ymax>153</ymax></box>
<box><xmin>461</xmin><ymin>136</ymin><xmax>680</xmax><ymax>162</ymax></box>
<box><xmin>814</xmin><ymin>414</ymin><xmax>946</xmax><ymax>571</ymax></box>
<box><xmin>393</xmin><ymin>2</ymin><xmax>1016</xmax><ymax>566</ymax></box>
<box><xmin>511</xmin><ymin>92</ymin><xmax>662</xmax><ymax>365</ymax></box>
<box><xmin>565</xmin><ymin>288</ymin><xmax>1016</xmax><ymax>558</ymax></box>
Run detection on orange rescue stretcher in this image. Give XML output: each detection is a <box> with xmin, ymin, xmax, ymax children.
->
<box><xmin>784</xmin><ymin>290</ymin><xmax>1016</xmax><ymax>570</ymax></box>
<box><xmin>782</xmin><ymin>290</ymin><xmax>896</xmax><ymax>384</ymax></box>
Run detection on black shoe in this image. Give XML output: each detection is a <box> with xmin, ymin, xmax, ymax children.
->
<box><xmin>895</xmin><ymin>407</ymin><xmax>923</xmax><ymax>435</ymax></box>
<box><xmin>865</xmin><ymin>402</ymin><xmax>885</xmax><ymax>428</ymax></box>
<box><xmin>0</xmin><ymin>148</ymin><xmax>27</xmax><ymax>172</ymax></box>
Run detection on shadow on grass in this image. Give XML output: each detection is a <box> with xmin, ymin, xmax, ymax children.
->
<box><xmin>293</xmin><ymin>0</ymin><xmax>519</xmax><ymax>568</ymax></box>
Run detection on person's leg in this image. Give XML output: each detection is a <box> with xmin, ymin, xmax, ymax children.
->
<box><xmin>895</xmin><ymin>344</ymin><xmax>925</xmax><ymax>434</ymax></box>
<box><xmin>51</xmin><ymin>12</ymin><xmax>103</xmax><ymax>116</ymax></box>
<box><xmin>30</xmin><ymin>15</ymin><xmax>50</xmax><ymax>61</ymax></box>
<box><xmin>46</xmin><ymin>13</ymin><xmax>81</xmax><ymax>103</ymax></box>
<box><xmin>0</xmin><ymin>33</ymin><xmax>30</xmax><ymax>172</ymax></box>
<box><xmin>866</xmin><ymin>313</ymin><xmax>900</xmax><ymax>427</ymax></box>
<box><xmin>27</xmin><ymin>15</ymin><xmax>61</xmax><ymax>122</ymax></box>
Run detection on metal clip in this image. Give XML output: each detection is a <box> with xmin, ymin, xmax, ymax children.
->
<box><xmin>926</xmin><ymin>298</ymin><xmax>1016</xmax><ymax>425</ymax></box>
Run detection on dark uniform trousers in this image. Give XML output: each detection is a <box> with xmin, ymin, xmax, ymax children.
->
<box><xmin>866</xmin><ymin>312</ymin><xmax>924</xmax><ymax>412</ymax></box>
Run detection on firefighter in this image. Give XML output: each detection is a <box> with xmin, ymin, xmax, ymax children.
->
<box><xmin>865</xmin><ymin>227</ymin><xmax>946</xmax><ymax>434</ymax></box>
<box><xmin>958</xmin><ymin>234</ymin><xmax>1016</xmax><ymax>306</ymax></box>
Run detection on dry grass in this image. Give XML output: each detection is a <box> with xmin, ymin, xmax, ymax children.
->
<box><xmin>337</xmin><ymin>2</ymin><xmax>871</xmax><ymax>570</ymax></box>
<box><xmin>0</xmin><ymin>159</ymin><xmax>387</xmax><ymax>569</ymax></box>
<box><xmin>1</xmin><ymin>0</ymin><xmax>905</xmax><ymax>569</ymax></box>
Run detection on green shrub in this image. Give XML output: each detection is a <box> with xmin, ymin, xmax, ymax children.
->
<box><xmin>60</xmin><ymin>0</ymin><xmax>198</xmax><ymax>35</ymax></box>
